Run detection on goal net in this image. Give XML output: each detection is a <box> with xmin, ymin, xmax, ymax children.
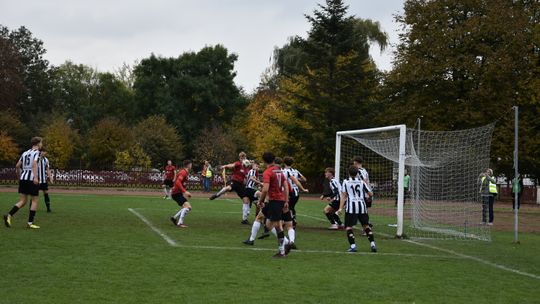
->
<box><xmin>335</xmin><ymin>124</ymin><xmax>495</xmax><ymax>240</ymax></box>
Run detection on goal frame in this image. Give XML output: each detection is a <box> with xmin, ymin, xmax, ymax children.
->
<box><xmin>335</xmin><ymin>125</ymin><xmax>407</xmax><ymax>238</ymax></box>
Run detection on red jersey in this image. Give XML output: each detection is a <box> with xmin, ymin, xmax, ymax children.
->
<box><xmin>231</xmin><ymin>161</ymin><xmax>249</xmax><ymax>183</ymax></box>
<box><xmin>263</xmin><ymin>165</ymin><xmax>287</xmax><ymax>201</ymax></box>
<box><xmin>171</xmin><ymin>168</ymin><xmax>188</xmax><ymax>194</ymax></box>
<box><xmin>164</xmin><ymin>165</ymin><xmax>176</xmax><ymax>180</ymax></box>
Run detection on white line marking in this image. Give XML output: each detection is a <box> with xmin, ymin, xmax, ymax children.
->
<box><xmin>404</xmin><ymin>239</ymin><xmax>540</xmax><ymax>280</ymax></box>
<box><xmin>128</xmin><ymin>208</ymin><xmax>179</xmax><ymax>247</ymax></box>
<box><xmin>298</xmin><ymin>213</ymin><xmax>540</xmax><ymax>281</ymax></box>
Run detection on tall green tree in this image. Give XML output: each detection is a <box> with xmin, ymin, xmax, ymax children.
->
<box><xmin>270</xmin><ymin>0</ymin><xmax>388</xmax><ymax>174</ymax></box>
<box><xmin>132</xmin><ymin>45</ymin><xmax>247</xmax><ymax>157</ymax></box>
<box><xmin>0</xmin><ymin>36</ymin><xmax>23</xmax><ymax>111</ymax></box>
<box><xmin>133</xmin><ymin>115</ymin><xmax>183</xmax><ymax>167</ymax></box>
<box><xmin>382</xmin><ymin>0</ymin><xmax>540</xmax><ymax>178</ymax></box>
<box><xmin>87</xmin><ymin>118</ymin><xmax>134</xmax><ymax>169</ymax></box>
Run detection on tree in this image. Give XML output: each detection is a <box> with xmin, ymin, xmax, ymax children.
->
<box><xmin>41</xmin><ymin>116</ymin><xmax>80</xmax><ymax>169</ymax></box>
<box><xmin>133</xmin><ymin>45</ymin><xmax>247</xmax><ymax>156</ymax></box>
<box><xmin>0</xmin><ymin>132</ymin><xmax>19</xmax><ymax>166</ymax></box>
<box><xmin>0</xmin><ymin>111</ymin><xmax>30</xmax><ymax>148</ymax></box>
<box><xmin>0</xmin><ymin>36</ymin><xmax>23</xmax><ymax>111</ymax></box>
<box><xmin>382</xmin><ymin>0</ymin><xmax>540</xmax><ymax>178</ymax></box>
<box><xmin>269</xmin><ymin>0</ymin><xmax>388</xmax><ymax>174</ymax></box>
<box><xmin>134</xmin><ymin>115</ymin><xmax>183</xmax><ymax>167</ymax></box>
<box><xmin>114</xmin><ymin>144</ymin><xmax>151</xmax><ymax>171</ymax></box>
<box><xmin>87</xmin><ymin>118</ymin><xmax>134</xmax><ymax>169</ymax></box>
<box><xmin>193</xmin><ymin>125</ymin><xmax>238</xmax><ymax>166</ymax></box>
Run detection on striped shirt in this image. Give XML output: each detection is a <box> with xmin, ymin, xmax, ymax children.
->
<box><xmin>329</xmin><ymin>177</ymin><xmax>341</xmax><ymax>201</ymax></box>
<box><xmin>341</xmin><ymin>177</ymin><xmax>372</xmax><ymax>214</ymax></box>
<box><xmin>357</xmin><ymin>167</ymin><xmax>369</xmax><ymax>183</ymax></box>
<box><xmin>245</xmin><ymin>169</ymin><xmax>259</xmax><ymax>189</ymax></box>
<box><xmin>38</xmin><ymin>155</ymin><xmax>49</xmax><ymax>184</ymax></box>
<box><xmin>19</xmin><ymin>149</ymin><xmax>40</xmax><ymax>181</ymax></box>
<box><xmin>283</xmin><ymin>167</ymin><xmax>303</xmax><ymax>196</ymax></box>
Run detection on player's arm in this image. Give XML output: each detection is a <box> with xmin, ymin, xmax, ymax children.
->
<box><xmin>178</xmin><ymin>171</ymin><xmax>191</xmax><ymax>198</ymax></box>
<box><xmin>249</xmin><ymin>175</ymin><xmax>263</xmax><ymax>185</ymax></box>
<box><xmin>290</xmin><ymin>175</ymin><xmax>308</xmax><ymax>192</ymax></box>
<box><xmin>258</xmin><ymin>182</ymin><xmax>269</xmax><ymax>206</ymax></box>
<box><xmin>297</xmin><ymin>172</ymin><xmax>307</xmax><ymax>183</ymax></box>
<box><xmin>337</xmin><ymin>191</ymin><xmax>347</xmax><ymax>216</ymax></box>
<box><xmin>222</xmin><ymin>163</ymin><xmax>236</xmax><ymax>170</ymax></box>
<box><xmin>47</xmin><ymin>163</ymin><xmax>54</xmax><ymax>184</ymax></box>
<box><xmin>365</xmin><ymin>183</ymin><xmax>374</xmax><ymax>197</ymax></box>
<box><xmin>15</xmin><ymin>158</ymin><xmax>22</xmax><ymax>179</ymax></box>
<box><xmin>32</xmin><ymin>157</ymin><xmax>39</xmax><ymax>185</ymax></box>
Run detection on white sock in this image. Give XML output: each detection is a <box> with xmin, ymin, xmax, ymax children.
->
<box><xmin>271</xmin><ymin>227</ymin><xmax>277</xmax><ymax>237</ymax></box>
<box><xmin>288</xmin><ymin>228</ymin><xmax>295</xmax><ymax>243</ymax></box>
<box><xmin>351</xmin><ymin>243</ymin><xmax>357</xmax><ymax>249</ymax></box>
<box><xmin>249</xmin><ymin>221</ymin><xmax>261</xmax><ymax>241</ymax></box>
<box><xmin>370</xmin><ymin>241</ymin><xmax>376</xmax><ymax>247</ymax></box>
<box><xmin>216</xmin><ymin>187</ymin><xmax>228</xmax><ymax>197</ymax></box>
<box><xmin>242</xmin><ymin>204</ymin><xmax>250</xmax><ymax>220</ymax></box>
<box><xmin>178</xmin><ymin>208</ymin><xmax>190</xmax><ymax>225</ymax></box>
<box><xmin>163</xmin><ymin>188</ymin><xmax>168</xmax><ymax>196</ymax></box>
<box><xmin>173</xmin><ymin>209</ymin><xmax>183</xmax><ymax>219</ymax></box>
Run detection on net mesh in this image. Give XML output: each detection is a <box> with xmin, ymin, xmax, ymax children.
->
<box><xmin>338</xmin><ymin>124</ymin><xmax>495</xmax><ymax>240</ymax></box>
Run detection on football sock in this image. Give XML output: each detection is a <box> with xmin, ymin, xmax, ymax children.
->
<box><xmin>44</xmin><ymin>193</ymin><xmax>50</xmax><ymax>203</ymax></box>
<box><xmin>365</xmin><ymin>227</ymin><xmax>374</xmax><ymax>242</ymax></box>
<box><xmin>325</xmin><ymin>213</ymin><xmax>336</xmax><ymax>224</ymax></box>
<box><xmin>277</xmin><ymin>230</ymin><xmax>285</xmax><ymax>254</ymax></box>
<box><xmin>173</xmin><ymin>209</ymin><xmax>183</xmax><ymax>219</ymax></box>
<box><xmin>347</xmin><ymin>229</ymin><xmax>356</xmax><ymax>247</ymax></box>
<box><xmin>249</xmin><ymin>221</ymin><xmax>261</xmax><ymax>241</ymax></box>
<box><xmin>178</xmin><ymin>208</ymin><xmax>190</xmax><ymax>225</ymax></box>
<box><xmin>333</xmin><ymin>214</ymin><xmax>343</xmax><ymax>225</ymax></box>
<box><xmin>163</xmin><ymin>188</ymin><xmax>168</xmax><ymax>196</ymax></box>
<box><xmin>263</xmin><ymin>219</ymin><xmax>270</xmax><ymax>233</ymax></box>
<box><xmin>8</xmin><ymin>205</ymin><xmax>20</xmax><ymax>216</ymax></box>
<box><xmin>288</xmin><ymin>227</ymin><xmax>295</xmax><ymax>243</ymax></box>
<box><xmin>216</xmin><ymin>187</ymin><xmax>228</xmax><ymax>197</ymax></box>
<box><xmin>242</xmin><ymin>204</ymin><xmax>250</xmax><ymax>220</ymax></box>
<box><xmin>271</xmin><ymin>227</ymin><xmax>277</xmax><ymax>237</ymax></box>
<box><xmin>28</xmin><ymin>210</ymin><xmax>36</xmax><ymax>224</ymax></box>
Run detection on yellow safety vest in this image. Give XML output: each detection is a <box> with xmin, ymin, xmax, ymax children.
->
<box><xmin>482</xmin><ymin>176</ymin><xmax>497</xmax><ymax>194</ymax></box>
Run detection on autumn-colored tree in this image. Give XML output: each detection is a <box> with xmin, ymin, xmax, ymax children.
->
<box><xmin>87</xmin><ymin>118</ymin><xmax>134</xmax><ymax>169</ymax></box>
<box><xmin>41</xmin><ymin>116</ymin><xmax>80</xmax><ymax>169</ymax></box>
<box><xmin>114</xmin><ymin>144</ymin><xmax>151</xmax><ymax>171</ymax></box>
<box><xmin>193</xmin><ymin>125</ymin><xmax>238</xmax><ymax>166</ymax></box>
<box><xmin>0</xmin><ymin>111</ymin><xmax>30</xmax><ymax>148</ymax></box>
<box><xmin>134</xmin><ymin>115</ymin><xmax>183</xmax><ymax>168</ymax></box>
<box><xmin>0</xmin><ymin>132</ymin><xmax>19</xmax><ymax>166</ymax></box>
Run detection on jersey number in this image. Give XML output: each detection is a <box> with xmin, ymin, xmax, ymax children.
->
<box><xmin>350</xmin><ymin>184</ymin><xmax>362</xmax><ymax>198</ymax></box>
<box><xmin>24</xmin><ymin>154</ymin><xmax>32</xmax><ymax>167</ymax></box>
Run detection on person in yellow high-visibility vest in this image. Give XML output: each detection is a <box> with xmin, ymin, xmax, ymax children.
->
<box><xmin>479</xmin><ymin>168</ymin><xmax>497</xmax><ymax>225</ymax></box>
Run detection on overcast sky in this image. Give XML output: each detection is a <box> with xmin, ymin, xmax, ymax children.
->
<box><xmin>1</xmin><ymin>0</ymin><xmax>404</xmax><ymax>92</ymax></box>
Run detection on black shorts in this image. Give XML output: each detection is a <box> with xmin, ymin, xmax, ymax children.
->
<box><xmin>230</xmin><ymin>180</ymin><xmax>248</xmax><ymax>199</ymax></box>
<box><xmin>245</xmin><ymin>188</ymin><xmax>258</xmax><ymax>202</ymax></box>
<box><xmin>345</xmin><ymin>213</ymin><xmax>369</xmax><ymax>227</ymax></box>
<box><xmin>39</xmin><ymin>183</ymin><xmax>49</xmax><ymax>191</ymax></box>
<box><xmin>18</xmin><ymin>180</ymin><xmax>39</xmax><ymax>196</ymax></box>
<box><xmin>281</xmin><ymin>210</ymin><xmax>293</xmax><ymax>222</ymax></box>
<box><xmin>261</xmin><ymin>203</ymin><xmax>270</xmax><ymax>218</ymax></box>
<box><xmin>171</xmin><ymin>193</ymin><xmax>188</xmax><ymax>206</ymax></box>
<box><xmin>267</xmin><ymin>200</ymin><xmax>285</xmax><ymax>221</ymax></box>
<box><xmin>328</xmin><ymin>200</ymin><xmax>340</xmax><ymax>211</ymax></box>
<box><xmin>288</xmin><ymin>193</ymin><xmax>299</xmax><ymax>210</ymax></box>
<box><xmin>163</xmin><ymin>179</ymin><xmax>174</xmax><ymax>187</ymax></box>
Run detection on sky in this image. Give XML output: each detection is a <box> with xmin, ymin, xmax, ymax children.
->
<box><xmin>0</xmin><ymin>0</ymin><xmax>404</xmax><ymax>92</ymax></box>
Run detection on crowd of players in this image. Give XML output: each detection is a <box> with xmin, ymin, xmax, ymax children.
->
<box><xmin>165</xmin><ymin>151</ymin><xmax>377</xmax><ymax>258</ymax></box>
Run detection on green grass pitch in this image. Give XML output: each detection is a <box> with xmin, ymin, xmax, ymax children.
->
<box><xmin>1</xmin><ymin>192</ymin><xmax>539</xmax><ymax>304</ymax></box>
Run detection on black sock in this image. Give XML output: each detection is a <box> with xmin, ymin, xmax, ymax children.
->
<box><xmin>333</xmin><ymin>214</ymin><xmax>343</xmax><ymax>225</ymax></box>
<box><xmin>8</xmin><ymin>205</ymin><xmax>20</xmax><ymax>216</ymax></box>
<box><xmin>28</xmin><ymin>210</ymin><xmax>36</xmax><ymax>224</ymax></box>
<box><xmin>325</xmin><ymin>213</ymin><xmax>336</xmax><ymax>224</ymax></box>
<box><xmin>277</xmin><ymin>230</ymin><xmax>285</xmax><ymax>248</ymax></box>
<box><xmin>263</xmin><ymin>219</ymin><xmax>269</xmax><ymax>233</ymax></box>
<box><xmin>44</xmin><ymin>193</ymin><xmax>50</xmax><ymax>203</ymax></box>
<box><xmin>365</xmin><ymin>227</ymin><xmax>374</xmax><ymax>242</ymax></box>
<box><xmin>346</xmin><ymin>229</ymin><xmax>355</xmax><ymax>245</ymax></box>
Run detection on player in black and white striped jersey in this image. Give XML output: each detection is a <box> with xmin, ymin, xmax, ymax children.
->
<box><xmin>245</xmin><ymin>160</ymin><xmax>262</xmax><ymax>213</ymax></box>
<box><xmin>282</xmin><ymin>156</ymin><xmax>308</xmax><ymax>229</ymax></box>
<box><xmin>336</xmin><ymin>166</ymin><xmax>377</xmax><ymax>253</ymax></box>
<box><xmin>321</xmin><ymin>167</ymin><xmax>344</xmax><ymax>230</ymax></box>
<box><xmin>38</xmin><ymin>148</ymin><xmax>53</xmax><ymax>213</ymax></box>
<box><xmin>3</xmin><ymin>137</ymin><xmax>43</xmax><ymax>229</ymax></box>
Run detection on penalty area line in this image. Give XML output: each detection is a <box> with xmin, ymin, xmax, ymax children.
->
<box><xmin>128</xmin><ymin>208</ymin><xmax>179</xmax><ymax>247</ymax></box>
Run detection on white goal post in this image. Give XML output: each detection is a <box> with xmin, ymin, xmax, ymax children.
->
<box><xmin>335</xmin><ymin>125</ymin><xmax>407</xmax><ymax>238</ymax></box>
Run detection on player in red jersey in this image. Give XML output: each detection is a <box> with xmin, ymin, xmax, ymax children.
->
<box><xmin>169</xmin><ymin>160</ymin><xmax>193</xmax><ymax>228</ymax></box>
<box><xmin>209</xmin><ymin>152</ymin><xmax>252</xmax><ymax>224</ymax></box>
<box><xmin>257</xmin><ymin>151</ymin><xmax>291</xmax><ymax>258</ymax></box>
<box><xmin>162</xmin><ymin>160</ymin><xmax>176</xmax><ymax>199</ymax></box>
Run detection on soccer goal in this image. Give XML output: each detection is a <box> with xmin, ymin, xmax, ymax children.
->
<box><xmin>335</xmin><ymin>123</ymin><xmax>495</xmax><ymax>240</ymax></box>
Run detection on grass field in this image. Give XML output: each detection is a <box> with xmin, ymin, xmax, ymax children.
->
<box><xmin>1</xmin><ymin>191</ymin><xmax>539</xmax><ymax>304</ymax></box>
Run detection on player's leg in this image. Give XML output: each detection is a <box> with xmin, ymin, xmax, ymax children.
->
<box><xmin>241</xmin><ymin>196</ymin><xmax>251</xmax><ymax>224</ymax></box>
<box><xmin>282</xmin><ymin>211</ymin><xmax>296</xmax><ymax>249</ymax></box>
<box><xmin>345</xmin><ymin>213</ymin><xmax>358</xmax><ymax>252</ymax></box>
<box><xmin>243</xmin><ymin>209</ymin><xmax>265</xmax><ymax>245</ymax></box>
<box><xmin>268</xmin><ymin>201</ymin><xmax>288</xmax><ymax>258</ymax></box>
<box><xmin>28</xmin><ymin>195</ymin><xmax>40</xmax><ymax>229</ymax></box>
<box><xmin>4</xmin><ymin>194</ymin><xmax>29</xmax><ymax>227</ymax></box>
<box><xmin>209</xmin><ymin>184</ymin><xmax>232</xmax><ymax>200</ymax></box>
<box><xmin>162</xmin><ymin>183</ymin><xmax>168</xmax><ymax>199</ymax></box>
<box><xmin>481</xmin><ymin>196</ymin><xmax>488</xmax><ymax>223</ymax></box>
<box><xmin>289</xmin><ymin>194</ymin><xmax>299</xmax><ymax>228</ymax></box>
<box><xmin>177</xmin><ymin>201</ymin><xmax>191</xmax><ymax>227</ymax></box>
<box><xmin>488</xmin><ymin>196</ymin><xmax>494</xmax><ymax>225</ymax></box>
<box><xmin>360</xmin><ymin>214</ymin><xmax>376</xmax><ymax>252</ymax></box>
<box><xmin>42</xmin><ymin>183</ymin><xmax>51</xmax><ymax>212</ymax></box>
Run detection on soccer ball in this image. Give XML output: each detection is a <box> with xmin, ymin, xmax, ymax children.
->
<box><xmin>242</xmin><ymin>159</ymin><xmax>251</xmax><ymax>167</ymax></box>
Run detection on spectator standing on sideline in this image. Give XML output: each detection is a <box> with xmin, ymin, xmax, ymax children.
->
<box><xmin>512</xmin><ymin>174</ymin><xmax>523</xmax><ymax>210</ymax></box>
<box><xmin>201</xmin><ymin>160</ymin><xmax>213</xmax><ymax>192</ymax></box>
<box><xmin>479</xmin><ymin>168</ymin><xmax>497</xmax><ymax>225</ymax></box>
